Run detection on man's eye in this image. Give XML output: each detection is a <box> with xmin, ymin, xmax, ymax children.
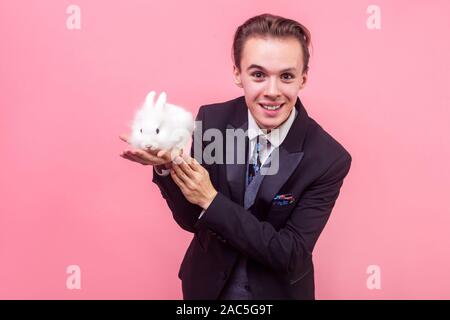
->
<box><xmin>252</xmin><ymin>72</ymin><xmax>264</xmax><ymax>78</ymax></box>
<box><xmin>282</xmin><ymin>73</ymin><xmax>295</xmax><ymax>80</ymax></box>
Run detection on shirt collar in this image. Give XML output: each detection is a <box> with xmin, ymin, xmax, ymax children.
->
<box><xmin>247</xmin><ymin>104</ymin><xmax>297</xmax><ymax>148</ymax></box>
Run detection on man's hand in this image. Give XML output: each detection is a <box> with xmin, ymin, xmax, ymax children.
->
<box><xmin>119</xmin><ymin>134</ymin><xmax>179</xmax><ymax>169</ymax></box>
<box><xmin>170</xmin><ymin>154</ymin><xmax>218</xmax><ymax>210</ymax></box>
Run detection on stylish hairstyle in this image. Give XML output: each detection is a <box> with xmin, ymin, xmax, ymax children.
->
<box><xmin>232</xmin><ymin>13</ymin><xmax>312</xmax><ymax>74</ymax></box>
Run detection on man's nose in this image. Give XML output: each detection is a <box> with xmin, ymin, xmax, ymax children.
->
<box><xmin>264</xmin><ymin>77</ymin><xmax>281</xmax><ymax>97</ymax></box>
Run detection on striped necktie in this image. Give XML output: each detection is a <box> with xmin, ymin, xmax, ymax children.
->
<box><xmin>248</xmin><ymin>135</ymin><xmax>269</xmax><ymax>185</ymax></box>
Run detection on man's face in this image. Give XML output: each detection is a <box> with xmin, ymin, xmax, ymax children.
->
<box><xmin>233</xmin><ymin>36</ymin><xmax>308</xmax><ymax>131</ymax></box>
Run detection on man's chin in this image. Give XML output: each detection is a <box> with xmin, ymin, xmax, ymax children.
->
<box><xmin>259</xmin><ymin>121</ymin><xmax>279</xmax><ymax>131</ymax></box>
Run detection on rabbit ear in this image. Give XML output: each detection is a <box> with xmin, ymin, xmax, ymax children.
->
<box><xmin>145</xmin><ymin>91</ymin><xmax>156</xmax><ymax>107</ymax></box>
<box><xmin>154</xmin><ymin>91</ymin><xmax>167</xmax><ymax>112</ymax></box>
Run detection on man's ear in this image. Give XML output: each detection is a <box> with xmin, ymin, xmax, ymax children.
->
<box><xmin>299</xmin><ymin>71</ymin><xmax>308</xmax><ymax>90</ymax></box>
<box><xmin>233</xmin><ymin>65</ymin><xmax>243</xmax><ymax>88</ymax></box>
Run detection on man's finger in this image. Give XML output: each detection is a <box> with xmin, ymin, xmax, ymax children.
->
<box><xmin>172</xmin><ymin>164</ymin><xmax>190</xmax><ymax>184</ymax></box>
<box><xmin>172</xmin><ymin>164</ymin><xmax>196</xmax><ymax>189</ymax></box>
<box><xmin>172</xmin><ymin>166</ymin><xmax>196</xmax><ymax>190</ymax></box>
<box><xmin>119</xmin><ymin>134</ymin><xmax>129</xmax><ymax>143</ymax></box>
<box><xmin>121</xmin><ymin>152</ymin><xmax>148</xmax><ymax>165</ymax></box>
<box><xmin>170</xmin><ymin>169</ymin><xmax>187</xmax><ymax>192</ymax></box>
<box><xmin>124</xmin><ymin>150</ymin><xmax>155</xmax><ymax>165</ymax></box>
<box><xmin>144</xmin><ymin>147</ymin><xmax>159</xmax><ymax>156</ymax></box>
<box><xmin>176</xmin><ymin>156</ymin><xmax>195</xmax><ymax>178</ymax></box>
<box><xmin>125</xmin><ymin>152</ymin><xmax>148</xmax><ymax>164</ymax></box>
<box><xmin>182</xmin><ymin>153</ymin><xmax>201</xmax><ymax>172</ymax></box>
<box><xmin>133</xmin><ymin>150</ymin><xmax>166</xmax><ymax>165</ymax></box>
<box><xmin>180</xmin><ymin>153</ymin><xmax>195</xmax><ymax>167</ymax></box>
<box><xmin>191</xmin><ymin>157</ymin><xmax>204</xmax><ymax>171</ymax></box>
<box><xmin>157</xmin><ymin>149</ymin><xmax>167</xmax><ymax>158</ymax></box>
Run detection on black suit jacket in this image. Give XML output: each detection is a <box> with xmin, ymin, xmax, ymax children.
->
<box><xmin>152</xmin><ymin>95</ymin><xmax>352</xmax><ymax>300</ymax></box>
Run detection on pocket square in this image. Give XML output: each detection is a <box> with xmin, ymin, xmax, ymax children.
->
<box><xmin>272</xmin><ymin>193</ymin><xmax>295</xmax><ymax>206</ymax></box>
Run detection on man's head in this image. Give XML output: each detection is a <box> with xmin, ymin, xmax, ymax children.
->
<box><xmin>232</xmin><ymin>14</ymin><xmax>311</xmax><ymax>131</ymax></box>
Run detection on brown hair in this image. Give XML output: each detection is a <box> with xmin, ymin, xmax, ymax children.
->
<box><xmin>232</xmin><ymin>13</ymin><xmax>312</xmax><ymax>74</ymax></box>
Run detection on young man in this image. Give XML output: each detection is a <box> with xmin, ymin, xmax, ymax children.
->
<box><xmin>120</xmin><ymin>13</ymin><xmax>352</xmax><ymax>299</ymax></box>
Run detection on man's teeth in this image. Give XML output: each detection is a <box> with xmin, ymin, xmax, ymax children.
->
<box><xmin>261</xmin><ymin>104</ymin><xmax>282</xmax><ymax>110</ymax></box>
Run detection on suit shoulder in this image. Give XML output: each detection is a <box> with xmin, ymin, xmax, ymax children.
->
<box><xmin>196</xmin><ymin>96</ymin><xmax>245</xmax><ymax>128</ymax></box>
<box><xmin>199</xmin><ymin>96</ymin><xmax>243</xmax><ymax>115</ymax></box>
<box><xmin>306</xmin><ymin>117</ymin><xmax>352</xmax><ymax>162</ymax></box>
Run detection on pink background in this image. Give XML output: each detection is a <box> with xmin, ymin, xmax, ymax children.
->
<box><xmin>1</xmin><ymin>0</ymin><xmax>449</xmax><ymax>299</ymax></box>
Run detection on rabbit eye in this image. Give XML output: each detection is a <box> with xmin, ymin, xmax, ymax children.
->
<box><xmin>140</xmin><ymin>128</ymin><xmax>143</xmax><ymax>133</ymax></box>
<box><xmin>156</xmin><ymin>128</ymin><xmax>160</xmax><ymax>134</ymax></box>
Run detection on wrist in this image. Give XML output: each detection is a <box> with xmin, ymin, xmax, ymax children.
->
<box><xmin>201</xmin><ymin>190</ymin><xmax>218</xmax><ymax>210</ymax></box>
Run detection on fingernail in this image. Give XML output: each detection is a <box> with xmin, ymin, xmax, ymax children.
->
<box><xmin>174</xmin><ymin>156</ymin><xmax>183</xmax><ymax>164</ymax></box>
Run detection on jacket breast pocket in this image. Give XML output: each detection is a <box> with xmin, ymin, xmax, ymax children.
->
<box><xmin>270</xmin><ymin>201</ymin><xmax>296</xmax><ymax>211</ymax></box>
<box><xmin>271</xmin><ymin>193</ymin><xmax>297</xmax><ymax>210</ymax></box>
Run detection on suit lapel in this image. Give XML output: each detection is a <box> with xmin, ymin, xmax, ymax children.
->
<box><xmin>225</xmin><ymin>97</ymin><xmax>248</xmax><ymax>206</ymax></box>
<box><xmin>225</xmin><ymin>128</ymin><xmax>248</xmax><ymax>206</ymax></box>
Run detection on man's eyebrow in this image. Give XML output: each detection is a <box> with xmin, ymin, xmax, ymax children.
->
<box><xmin>246</xmin><ymin>64</ymin><xmax>297</xmax><ymax>73</ymax></box>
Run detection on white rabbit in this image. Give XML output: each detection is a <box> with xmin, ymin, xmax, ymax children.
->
<box><xmin>129</xmin><ymin>90</ymin><xmax>194</xmax><ymax>159</ymax></box>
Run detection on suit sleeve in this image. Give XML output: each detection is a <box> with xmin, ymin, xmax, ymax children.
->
<box><xmin>196</xmin><ymin>151</ymin><xmax>352</xmax><ymax>273</ymax></box>
<box><xmin>151</xmin><ymin>106</ymin><xmax>206</xmax><ymax>233</ymax></box>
